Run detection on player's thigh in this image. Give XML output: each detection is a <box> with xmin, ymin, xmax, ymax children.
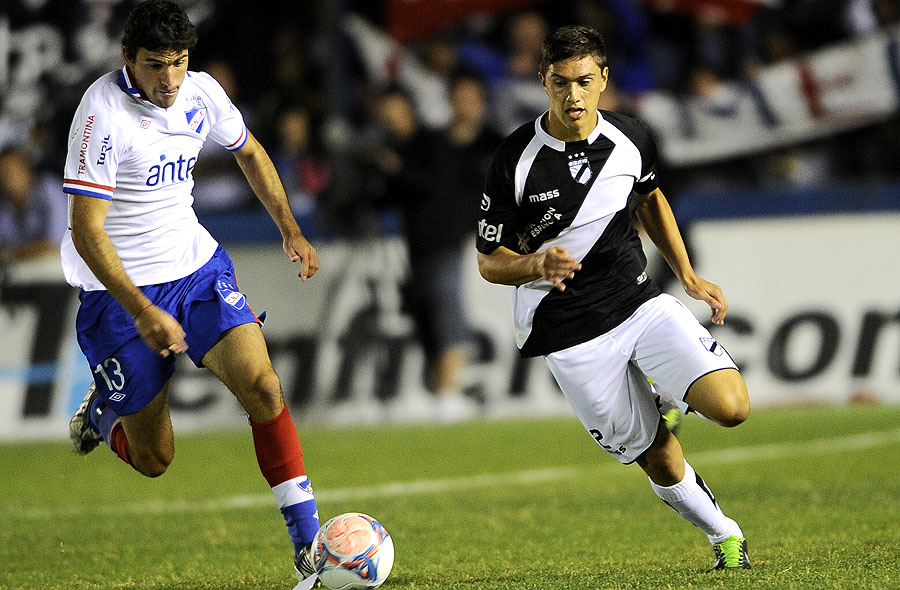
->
<box><xmin>633</xmin><ymin>294</ymin><xmax>738</xmax><ymax>406</ymax></box>
<box><xmin>546</xmin><ymin>336</ymin><xmax>661</xmax><ymax>464</ymax></box>
<box><xmin>202</xmin><ymin>322</ymin><xmax>282</xmax><ymax>420</ymax></box>
<box><xmin>77</xmin><ymin>291</ymin><xmax>176</xmax><ymax>416</ymax></box>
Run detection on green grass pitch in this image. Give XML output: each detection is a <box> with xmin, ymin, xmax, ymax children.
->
<box><xmin>2</xmin><ymin>404</ymin><xmax>899</xmax><ymax>589</ymax></box>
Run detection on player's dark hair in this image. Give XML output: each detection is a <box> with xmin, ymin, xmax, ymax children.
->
<box><xmin>122</xmin><ymin>0</ymin><xmax>197</xmax><ymax>61</ymax></box>
<box><xmin>539</xmin><ymin>25</ymin><xmax>607</xmax><ymax>76</ymax></box>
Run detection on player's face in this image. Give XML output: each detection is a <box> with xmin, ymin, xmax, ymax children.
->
<box><xmin>540</xmin><ymin>55</ymin><xmax>608</xmax><ymax>142</ymax></box>
<box><xmin>124</xmin><ymin>47</ymin><xmax>189</xmax><ymax>109</ymax></box>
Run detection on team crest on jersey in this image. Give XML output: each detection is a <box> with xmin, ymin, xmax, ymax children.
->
<box><xmin>216</xmin><ymin>280</ymin><xmax>246</xmax><ymax>310</ymax></box>
<box><xmin>700</xmin><ymin>337</ymin><xmax>724</xmax><ymax>356</ymax></box>
<box><xmin>185</xmin><ymin>103</ymin><xmax>207</xmax><ymax>134</ymax></box>
<box><xmin>568</xmin><ymin>152</ymin><xmax>592</xmax><ymax>184</ymax></box>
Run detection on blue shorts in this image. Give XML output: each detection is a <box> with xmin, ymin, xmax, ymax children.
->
<box><xmin>75</xmin><ymin>246</ymin><xmax>260</xmax><ymax>416</ymax></box>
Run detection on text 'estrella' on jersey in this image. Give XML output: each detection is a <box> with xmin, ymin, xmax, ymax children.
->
<box><xmin>476</xmin><ymin>110</ymin><xmax>661</xmax><ymax>357</ymax></box>
<box><xmin>60</xmin><ymin>66</ymin><xmax>249</xmax><ymax>292</ymax></box>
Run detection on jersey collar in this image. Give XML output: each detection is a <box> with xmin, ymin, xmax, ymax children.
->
<box><xmin>118</xmin><ymin>65</ymin><xmax>150</xmax><ymax>102</ymax></box>
<box><xmin>534</xmin><ymin>110</ymin><xmax>605</xmax><ymax>151</ymax></box>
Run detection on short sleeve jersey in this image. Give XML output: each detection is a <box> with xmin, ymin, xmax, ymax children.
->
<box><xmin>476</xmin><ymin>110</ymin><xmax>662</xmax><ymax>357</ymax></box>
<box><xmin>60</xmin><ymin>67</ymin><xmax>248</xmax><ymax>291</ymax></box>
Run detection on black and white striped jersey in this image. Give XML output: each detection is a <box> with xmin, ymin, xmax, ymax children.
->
<box><xmin>476</xmin><ymin>110</ymin><xmax>662</xmax><ymax>357</ymax></box>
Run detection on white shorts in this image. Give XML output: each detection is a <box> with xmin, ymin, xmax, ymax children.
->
<box><xmin>545</xmin><ymin>293</ymin><xmax>738</xmax><ymax>464</ymax></box>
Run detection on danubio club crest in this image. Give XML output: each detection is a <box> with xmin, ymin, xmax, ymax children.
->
<box><xmin>568</xmin><ymin>151</ymin><xmax>592</xmax><ymax>184</ymax></box>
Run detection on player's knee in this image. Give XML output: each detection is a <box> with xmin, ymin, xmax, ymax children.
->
<box><xmin>243</xmin><ymin>369</ymin><xmax>284</xmax><ymax>419</ymax></box>
<box><xmin>718</xmin><ymin>391</ymin><xmax>750</xmax><ymax>427</ymax></box>
<box><xmin>132</xmin><ymin>447</ymin><xmax>173</xmax><ymax>478</ymax></box>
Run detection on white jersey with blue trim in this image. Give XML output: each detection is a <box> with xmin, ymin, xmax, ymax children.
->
<box><xmin>60</xmin><ymin>66</ymin><xmax>249</xmax><ymax>291</ymax></box>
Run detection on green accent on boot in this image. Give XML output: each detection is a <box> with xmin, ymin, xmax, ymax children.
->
<box><xmin>712</xmin><ymin>536</ymin><xmax>751</xmax><ymax>569</ymax></box>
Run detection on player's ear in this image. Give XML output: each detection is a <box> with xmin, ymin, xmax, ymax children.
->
<box><xmin>598</xmin><ymin>66</ymin><xmax>609</xmax><ymax>92</ymax></box>
<box><xmin>122</xmin><ymin>46</ymin><xmax>131</xmax><ymax>65</ymax></box>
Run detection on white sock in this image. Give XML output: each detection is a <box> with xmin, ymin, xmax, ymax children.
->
<box><xmin>649</xmin><ymin>459</ymin><xmax>743</xmax><ymax>544</ymax></box>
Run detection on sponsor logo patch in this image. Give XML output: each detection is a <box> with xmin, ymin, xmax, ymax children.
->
<box><xmin>527</xmin><ymin>188</ymin><xmax>560</xmax><ymax>202</ymax></box>
<box><xmin>478</xmin><ymin>218</ymin><xmax>503</xmax><ymax>242</ymax></box>
<box><xmin>96</xmin><ymin>135</ymin><xmax>112</xmax><ymax>166</ymax></box>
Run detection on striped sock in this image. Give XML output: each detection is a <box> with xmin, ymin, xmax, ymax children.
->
<box><xmin>250</xmin><ymin>405</ymin><xmax>320</xmax><ymax>553</ymax></box>
<box><xmin>91</xmin><ymin>399</ymin><xmax>130</xmax><ymax>464</ymax></box>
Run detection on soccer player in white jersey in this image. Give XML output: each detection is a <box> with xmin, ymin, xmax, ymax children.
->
<box><xmin>476</xmin><ymin>25</ymin><xmax>752</xmax><ymax>570</ymax></box>
<box><xmin>63</xmin><ymin>2</ymin><xmax>321</xmax><ymax>587</ymax></box>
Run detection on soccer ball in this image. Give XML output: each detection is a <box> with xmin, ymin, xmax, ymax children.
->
<box><xmin>312</xmin><ymin>512</ymin><xmax>394</xmax><ymax>590</ymax></box>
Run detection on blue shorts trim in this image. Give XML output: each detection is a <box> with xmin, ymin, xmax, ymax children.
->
<box><xmin>76</xmin><ymin>246</ymin><xmax>259</xmax><ymax>415</ymax></box>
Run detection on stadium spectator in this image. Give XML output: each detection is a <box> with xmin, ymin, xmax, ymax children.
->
<box><xmin>476</xmin><ymin>25</ymin><xmax>752</xmax><ymax>570</ymax></box>
<box><xmin>0</xmin><ymin>146</ymin><xmax>67</xmax><ymax>262</ymax></box>
<box><xmin>458</xmin><ymin>9</ymin><xmax>551</xmax><ymax>133</ymax></box>
<box><xmin>364</xmin><ymin>79</ymin><xmax>501</xmax><ymax>421</ymax></box>
<box><xmin>190</xmin><ymin>59</ymin><xmax>257</xmax><ymax>212</ymax></box>
<box><xmin>60</xmin><ymin>2</ymin><xmax>322</xmax><ymax>588</ymax></box>
<box><xmin>270</xmin><ymin>105</ymin><xmax>331</xmax><ymax>218</ymax></box>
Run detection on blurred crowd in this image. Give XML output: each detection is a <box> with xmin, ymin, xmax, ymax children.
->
<box><xmin>3</xmin><ymin>0</ymin><xmax>900</xmax><ymax>250</ymax></box>
<box><xmin>3</xmin><ymin>0</ymin><xmax>898</xmax><ymax>419</ymax></box>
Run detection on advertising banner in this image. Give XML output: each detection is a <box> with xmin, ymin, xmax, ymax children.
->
<box><xmin>669</xmin><ymin>212</ymin><xmax>900</xmax><ymax>405</ymax></box>
<box><xmin>2</xmin><ymin>214</ymin><xmax>898</xmax><ymax>441</ymax></box>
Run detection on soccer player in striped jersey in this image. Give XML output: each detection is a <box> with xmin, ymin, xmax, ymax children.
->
<box><xmin>63</xmin><ymin>2</ymin><xmax>321</xmax><ymax>587</ymax></box>
<box><xmin>476</xmin><ymin>25</ymin><xmax>752</xmax><ymax>570</ymax></box>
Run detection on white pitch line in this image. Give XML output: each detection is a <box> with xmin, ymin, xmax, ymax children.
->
<box><xmin>5</xmin><ymin>428</ymin><xmax>900</xmax><ymax>521</ymax></box>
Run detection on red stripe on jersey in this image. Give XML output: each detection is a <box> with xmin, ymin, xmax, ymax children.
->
<box><xmin>226</xmin><ymin>126</ymin><xmax>247</xmax><ymax>150</ymax></box>
<box><xmin>64</xmin><ymin>178</ymin><xmax>115</xmax><ymax>191</ymax></box>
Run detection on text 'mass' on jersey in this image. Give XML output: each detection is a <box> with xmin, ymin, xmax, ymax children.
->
<box><xmin>60</xmin><ymin>66</ymin><xmax>248</xmax><ymax>292</ymax></box>
<box><xmin>476</xmin><ymin>110</ymin><xmax>662</xmax><ymax>357</ymax></box>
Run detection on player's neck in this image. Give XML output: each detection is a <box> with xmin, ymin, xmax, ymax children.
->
<box><xmin>543</xmin><ymin>110</ymin><xmax>598</xmax><ymax>143</ymax></box>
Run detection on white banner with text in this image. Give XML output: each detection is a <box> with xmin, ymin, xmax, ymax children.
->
<box><xmin>2</xmin><ymin>214</ymin><xmax>897</xmax><ymax>441</ymax></box>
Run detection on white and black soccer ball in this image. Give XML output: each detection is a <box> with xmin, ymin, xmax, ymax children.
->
<box><xmin>312</xmin><ymin>512</ymin><xmax>394</xmax><ymax>590</ymax></box>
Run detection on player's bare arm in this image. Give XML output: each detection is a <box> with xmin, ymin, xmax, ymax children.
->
<box><xmin>635</xmin><ymin>187</ymin><xmax>727</xmax><ymax>324</ymax></box>
<box><xmin>477</xmin><ymin>245</ymin><xmax>581</xmax><ymax>291</ymax></box>
<box><xmin>233</xmin><ymin>132</ymin><xmax>320</xmax><ymax>280</ymax></box>
<box><xmin>69</xmin><ymin>194</ymin><xmax>188</xmax><ymax>356</ymax></box>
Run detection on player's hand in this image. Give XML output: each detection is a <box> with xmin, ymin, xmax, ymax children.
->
<box><xmin>540</xmin><ymin>246</ymin><xmax>581</xmax><ymax>291</ymax></box>
<box><xmin>683</xmin><ymin>275</ymin><xmax>728</xmax><ymax>325</ymax></box>
<box><xmin>284</xmin><ymin>233</ymin><xmax>320</xmax><ymax>280</ymax></box>
<box><xmin>133</xmin><ymin>305</ymin><xmax>188</xmax><ymax>357</ymax></box>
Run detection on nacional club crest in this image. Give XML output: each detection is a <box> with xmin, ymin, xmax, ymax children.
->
<box><xmin>568</xmin><ymin>152</ymin><xmax>592</xmax><ymax>185</ymax></box>
<box><xmin>185</xmin><ymin>102</ymin><xmax>207</xmax><ymax>134</ymax></box>
<box><xmin>216</xmin><ymin>279</ymin><xmax>246</xmax><ymax>310</ymax></box>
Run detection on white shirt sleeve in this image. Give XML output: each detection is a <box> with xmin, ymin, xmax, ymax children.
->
<box><xmin>62</xmin><ymin>93</ymin><xmax>121</xmax><ymax>200</ymax></box>
<box><xmin>195</xmin><ymin>71</ymin><xmax>248</xmax><ymax>152</ymax></box>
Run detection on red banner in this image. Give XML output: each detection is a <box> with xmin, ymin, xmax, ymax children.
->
<box><xmin>387</xmin><ymin>0</ymin><xmax>542</xmax><ymax>42</ymax></box>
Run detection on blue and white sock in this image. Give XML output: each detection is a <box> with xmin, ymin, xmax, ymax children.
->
<box><xmin>272</xmin><ymin>476</ymin><xmax>320</xmax><ymax>553</ymax></box>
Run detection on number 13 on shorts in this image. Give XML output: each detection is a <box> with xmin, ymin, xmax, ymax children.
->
<box><xmin>94</xmin><ymin>357</ymin><xmax>126</xmax><ymax>401</ymax></box>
